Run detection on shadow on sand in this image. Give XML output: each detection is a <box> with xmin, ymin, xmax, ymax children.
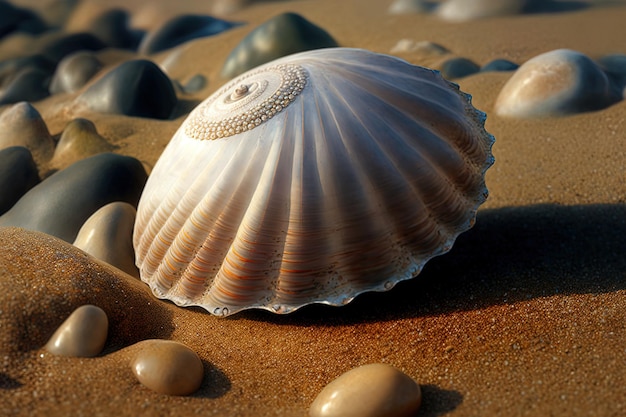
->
<box><xmin>241</xmin><ymin>203</ymin><xmax>626</xmax><ymax>325</ymax></box>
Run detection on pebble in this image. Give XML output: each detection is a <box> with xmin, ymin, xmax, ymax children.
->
<box><xmin>73</xmin><ymin>202</ymin><xmax>138</xmax><ymax>277</ymax></box>
<box><xmin>0</xmin><ymin>67</ymin><xmax>52</xmax><ymax>105</ymax></box>
<box><xmin>437</xmin><ymin>0</ymin><xmax>533</xmax><ymax>22</ymax></box>
<box><xmin>309</xmin><ymin>364</ymin><xmax>422</xmax><ymax>417</ymax></box>
<box><xmin>388</xmin><ymin>0</ymin><xmax>433</xmax><ymax>14</ymax></box>
<box><xmin>38</xmin><ymin>32</ymin><xmax>107</xmax><ymax>63</ymax></box>
<box><xmin>0</xmin><ymin>102</ymin><xmax>54</xmax><ymax>161</ymax></box>
<box><xmin>0</xmin><ymin>2</ymin><xmax>47</xmax><ymax>39</ymax></box>
<box><xmin>0</xmin><ymin>153</ymin><xmax>148</xmax><ymax>243</ymax></box>
<box><xmin>131</xmin><ymin>340</ymin><xmax>204</xmax><ymax>396</ymax></box>
<box><xmin>0</xmin><ymin>54</ymin><xmax>55</xmax><ymax>88</ymax></box>
<box><xmin>440</xmin><ymin>56</ymin><xmax>481</xmax><ymax>79</ymax></box>
<box><xmin>77</xmin><ymin>59</ymin><xmax>177</xmax><ymax>119</ymax></box>
<box><xmin>139</xmin><ymin>14</ymin><xmax>240</xmax><ymax>55</ymax></box>
<box><xmin>220</xmin><ymin>12</ymin><xmax>338</xmax><ymax>79</ymax></box>
<box><xmin>49</xmin><ymin>51</ymin><xmax>103</xmax><ymax>94</ymax></box>
<box><xmin>87</xmin><ymin>8</ymin><xmax>140</xmax><ymax>50</ymax></box>
<box><xmin>181</xmin><ymin>74</ymin><xmax>207</xmax><ymax>93</ymax></box>
<box><xmin>597</xmin><ymin>53</ymin><xmax>626</xmax><ymax>96</ymax></box>
<box><xmin>44</xmin><ymin>305</ymin><xmax>109</xmax><ymax>357</ymax></box>
<box><xmin>389</xmin><ymin>39</ymin><xmax>449</xmax><ymax>56</ymax></box>
<box><xmin>0</xmin><ymin>146</ymin><xmax>39</xmax><ymax>215</ymax></box>
<box><xmin>51</xmin><ymin>118</ymin><xmax>115</xmax><ymax>169</ymax></box>
<box><xmin>481</xmin><ymin>58</ymin><xmax>519</xmax><ymax>72</ymax></box>
<box><xmin>495</xmin><ymin>49</ymin><xmax>619</xmax><ymax>118</ymax></box>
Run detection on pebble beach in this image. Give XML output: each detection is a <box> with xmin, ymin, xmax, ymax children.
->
<box><xmin>0</xmin><ymin>0</ymin><xmax>625</xmax><ymax>416</ymax></box>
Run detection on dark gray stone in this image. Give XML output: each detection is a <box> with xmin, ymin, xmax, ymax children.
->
<box><xmin>0</xmin><ymin>67</ymin><xmax>52</xmax><ymax>105</ymax></box>
<box><xmin>0</xmin><ymin>146</ymin><xmax>40</xmax><ymax>215</ymax></box>
<box><xmin>440</xmin><ymin>57</ymin><xmax>481</xmax><ymax>79</ymax></box>
<box><xmin>220</xmin><ymin>12</ymin><xmax>338</xmax><ymax>79</ymax></box>
<box><xmin>49</xmin><ymin>51</ymin><xmax>103</xmax><ymax>94</ymax></box>
<box><xmin>77</xmin><ymin>60</ymin><xmax>177</xmax><ymax>119</ymax></box>
<box><xmin>481</xmin><ymin>59</ymin><xmax>519</xmax><ymax>72</ymax></box>
<box><xmin>139</xmin><ymin>14</ymin><xmax>240</xmax><ymax>55</ymax></box>
<box><xmin>0</xmin><ymin>153</ymin><xmax>148</xmax><ymax>242</ymax></box>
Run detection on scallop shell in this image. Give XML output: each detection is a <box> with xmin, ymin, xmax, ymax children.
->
<box><xmin>133</xmin><ymin>48</ymin><xmax>494</xmax><ymax>316</ymax></box>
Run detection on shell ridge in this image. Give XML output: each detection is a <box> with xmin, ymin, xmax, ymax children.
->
<box><xmin>208</xmin><ymin>117</ymin><xmax>295</xmax><ymax>314</ymax></box>
<box><xmin>150</xmin><ymin>127</ymin><xmax>272</xmax><ymax>298</ymax></box>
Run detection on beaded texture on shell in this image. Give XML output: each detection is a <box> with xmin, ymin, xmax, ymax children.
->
<box><xmin>133</xmin><ymin>48</ymin><xmax>495</xmax><ymax>316</ymax></box>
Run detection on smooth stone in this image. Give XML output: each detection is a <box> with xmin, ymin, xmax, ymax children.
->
<box><xmin>73</xmin><ymin>202</ymin><xmax>138</xmax><ymax>277</ymax></box>
<box><xmin>309</xmin><ymin>364</ymin><xmax>422</xmax><ymax>417</ymax></box>
<box><xmin>77</xmin><ymin>59</ymin><xmax>177</xmax><ymax>119</ymax></box>
<box><xmin>440</xmin><ymin>56</ymin><xmax>481</xmax><ymax>79</ymax></box>
<box><xmin>390</xmin><ymin>39</ymin><xmax>449</xmax><ymax>56</ymax></box>
<box><xmin>598</xmin><ymin>53</ymin><xmax>626</xmax><ymax>94</ymax></box>
<box><xmin>481</xmin><ymin>58</ymin><xmax>519</xmax><ymax>72</ymax></box>
<box><xmin>437</xmin><ymin>0</ymin><xmax>535</xmax><ymax>22</ymax></box>
<box><xmin>0</xmin><ymin>146</ymin><xmax>39</xmax><ymax>215</ymax></box>
<box><xmin>131</xmin><ymin>340</ymin><xmax>204</xmax><ymax>396</ymax></box>
<box><xmin>220</xmin><ymin>12</ymin><xmax>338</xmax><ymax>79</ymax></box>
<box><xmin>38</xmin><ymin>32</ymin><xmax>107</xmax><ymax>63</ymax></box>
<box><xmin>181</xmin><ymin>74</ymin><xmax>207</xmax><ymax>93</ymax></box>
<box><xmin>388</xmin><ymin>0</ymin><xmax>434</xmax><ymax>14</ymax></box>
<box><xmin>87</xmin><ymin>8</ymin><xmax>140</xmax><ymax>50</ymax></box>
<box><xmin>0</xmin><ymin>2</ymin><xmax>47</xmax><ymax>38</ymax></box>
<box><xmin>0</xmin><ymin>67</ymin><xmax>52</xmax><ymax>105</ymax></box>
<box><xmin>139</xmin><ymin>14</ymin><xmax>240</xmax><ymax>55</ymax></box>
<box><xmin>0</xmin><ymin>54</ymin><xmax>55</xmax><ymax>88</ymax></box>
<box><xmin>212</xmin><ymin>0</ymin><xmax>249</xmax><ymax>15</ymax></box>
<box><xmin>49</xmin><ymin>51</ymin><xmax>103</xmax><ymax>94</ymax></box>
<box><xmin>0</xmin><ymin>102</ymin><xmax>54</xmax><ymax>160</ymax></box>
<box><xmin>51</xmin><ymin>118</ymin><xmax>115</xmax><ymax>168</ymax></box>
<box><xmin>0</xmin><ymin>153</ymin><xmax>148</xmax><ymax>242</ymax></box>
<box><xmin>45</xmin><ymin>305</ymin><xmax>108</xmax><ymax>357</ymax></box>
<box><xmin>495</xmin><ymin>49</ymin><xmax>618</xmax><ymax>118</ymax></box>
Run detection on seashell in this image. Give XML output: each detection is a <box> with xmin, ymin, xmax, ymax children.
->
<box><xmin>131</xmin><ymin>339</ymin><xmax>204</xmax><ymax>396</ymax></box>
<box><xmin>45</xmin><ymin>304</ymin><xmax>108</xmax><ymax>357</ymax></box>
<box><xmin>309</xmin><ymin>363</ymin><xmax>422</xmax><ymax>417</ymax></box>
<box><xmin>133</xmin><ymin>48</ymin><xmax>494</xmax><ymax>316</ymax></box>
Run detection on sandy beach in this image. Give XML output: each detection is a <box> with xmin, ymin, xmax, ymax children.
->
<box><xmin>1</xmin><ymin>0</ymin><xmax>625</xmax><ymax>416</ymax></box>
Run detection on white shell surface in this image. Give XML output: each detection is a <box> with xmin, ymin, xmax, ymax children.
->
<box><xmin>134</xmin><ymin>48</ymin><xmax>494</xmax><ymax>316</ymax></box>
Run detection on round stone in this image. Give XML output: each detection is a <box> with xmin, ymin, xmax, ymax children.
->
<box><xmin>73</xmin><ymin>202</ymin><xmax>138</xmax><ymax>277</ymax></box>
<box><xmin>51</xmin><ymin>118</ymin><xmax>114</xmax><ymax>169</ymax></box>
<box><xmin>440</xmin><ymin>57</ymin><xmax>481</xmax><ymax>79</ymax></box>
<box><xmin>495</xmin><ymin>49</ymin><xmax>618</xmax><ymax>118</ymax></box>
<box><xmin>309</xmin><ymin>363</ymin><xmax>422</xmax><ymax>417</ymax></box>
<box><xmin>131</xmin><ymin>340</ymin><xmax>204</xmax><ymax>396</ymax></box>
<box><xmin>45</xmin><ymin>305</ymin><xmax>108</xmax><ymax>357</ymax></box>
<box><xmin>49</xmin><ymin>51</ymin><xmax>103</xmax><ymax>94</ymax></box>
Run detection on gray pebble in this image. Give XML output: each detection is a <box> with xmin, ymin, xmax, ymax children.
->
<box><xmin>220</xmin><ymin>12</ymin><xmax>338</xmax><ymax>79</ymax></box>
<box><xmin>0</xmin><ymin>153</ymin><xmax>147</xmax><ymax>242</ymax></box>
<box><xmin>77</xmin><ymin>59</ymin><xmax>177</xmax><ymax>119</ymax></box>
<box><xmin>0</xmin><ymin>146</ymin><xmax>39</xmax><ymax>215</ymax></box>
<box><xmin>49</xmin><ymin>51</ymin><xmax>103</xmax><ymax>94</ymax></box>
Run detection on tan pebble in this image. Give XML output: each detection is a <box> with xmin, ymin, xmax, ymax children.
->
<box><xmin>73</xmin><ymin>201</ymin><xmax>138</xmax><ymax>277</ymax></box>
<box><xmin>0</xmin><ymin>102</ymin><xmax>54</xmax><ymax>161</ymax></box>
<box><xmin>131</xmin><ymin>340</ymin><xmax>204</xmax><ymax>396</ymax></box>
<box><xmin>51</xmin><ymin>118</ymin><xmax>115</xmax><ymax>169</ymax></box>
<box><xmin>45</xmin><ymin>304</ymin><xmax>108</xmax><ymax>357</ymax></box>
<box><xmin>309</xmin><ymin>363</ymin><xmax>421</xmax><ymax>417</ymax></box>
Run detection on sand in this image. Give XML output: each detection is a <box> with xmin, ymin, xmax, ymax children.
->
<box><xmin>1</xmin><ymin>0</ymin><xmax>625</xmax><ymax>416</ymax></box>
